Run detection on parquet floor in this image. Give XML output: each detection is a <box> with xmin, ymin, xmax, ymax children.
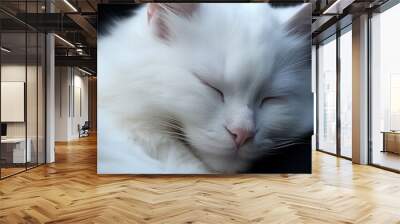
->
<box><xmin>1</xmin><ymin>134</ymin><xmax>400</xmax><ymax>223</ymax></box>
<box><xmin>1</xmin><ymin>167</ymin><xmax>26</xmax><ymax>178</ymax></box>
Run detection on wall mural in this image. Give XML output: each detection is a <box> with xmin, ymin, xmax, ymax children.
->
<box><xmin>97</xmin><ymin>3</ymin><xmax>313</xmax><ymax>174</ymax></box>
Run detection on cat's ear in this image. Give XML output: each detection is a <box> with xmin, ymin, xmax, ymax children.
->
<box><xmin>147</xmin><ymin>3</ymin><xmax>199</xmax><ymax>40</ymax></box>
<box><xmin>285</xmin><ymin>4</ymin><xmax>311</xmax><ymax>37</ymax></box>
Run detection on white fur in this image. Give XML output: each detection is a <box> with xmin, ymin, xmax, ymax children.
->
<box><xmin>98</xmin><ymin>3</ymin><xmax>312</xmax><ymax>174</ymax></box>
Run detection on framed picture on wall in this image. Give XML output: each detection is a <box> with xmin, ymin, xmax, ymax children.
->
<box><xmin>1</xmin><ymin>81</ymin><xmax>25</xmax><ymax>122</ymax></box>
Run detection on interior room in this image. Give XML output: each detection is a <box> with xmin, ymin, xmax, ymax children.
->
<box><xmin>0</xmin><ymin>15</ymin><xmax>46</xmax><ymax>177</ymax></box>
<box><xmin>0</xmin><ymin>0</ymin><xmax>400</xmax><ymax>223</ymax></box>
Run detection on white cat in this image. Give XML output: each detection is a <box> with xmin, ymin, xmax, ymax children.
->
<box><xmin>98</xmin><ymin>3</ymin><xmax>313</xmax><ymax>174</ymax></box>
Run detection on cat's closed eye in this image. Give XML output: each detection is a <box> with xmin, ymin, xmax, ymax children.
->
<box><xmin>193</xmin><ymin>73</ymin><xmax>224</xmax><ymax>102</ymax></box>
<box><xmin>260</xmin><ymin>96</ymin><xmax>285</xmax><ymax>107</ymax></box>
<box><xmin>204</xmin><ymin>82</ymin><xmax>224</xmax><ymax>102</ymax></box>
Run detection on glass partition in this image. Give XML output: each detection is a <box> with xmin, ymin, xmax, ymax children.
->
<box><xmin>26</xmin><ymin>0</ymin><xmax>42</xmax><ymax>169</ymax></box>
<box><xmin>38</xmin><ymin>32</ymin><xmax>45</xmax><ymax>165</ymax></box>
<box><xmin>0</xmin><ymin>1</ymin><xmax>46</xmax><ymax>179</ymax></box>
<box><xmin>1</xmin><ymin>30</ymin><xmax>28</xmax><ymax>177</ymax></box>
<box><xmin>27</xmin><ymin>30</ymin><xmax>38</xmax><ymax>169</ymax></box>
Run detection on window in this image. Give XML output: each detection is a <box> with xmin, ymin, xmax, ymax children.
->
<box><xmin>370</xmin><ymin>2</ymin><xmax>400</xmax><ymax>171</ymax></box>
<box><xmin>317</xmin><ymin>36</ymin><xmax>337</xmax><ymax>154</ymax></box>
<box><xmin>339</xmin><ymin>28</ymin><xmax>352</xmax><ymax>158</ymax></box>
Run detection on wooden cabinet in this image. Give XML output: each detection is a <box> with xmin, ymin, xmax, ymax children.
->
<box><xmin>382</xmin><ymin>132</ymin><xmax>400</xmax><ymax>154</ymax></box>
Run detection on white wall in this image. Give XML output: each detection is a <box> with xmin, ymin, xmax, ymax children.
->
<box><xmin>1</xmin><ymin>63</ymin><xmax>46</xmax><ymax>164</ymax></box>
<box><xmin>55</xmin><ymin>66</ymin><xmax>70</xmax><ymax>141</ymax></box>
<box><xmin>55</xmin><ymin>67</ymin><xmax>89</xmax><ymax>141</ymax></box>
<box><xmin>1</xmin><ymin>65</ymin><xmax>41</xmax><ymax>138</ymax></box>
<box><xmin>70</xmin><ymin>72</ymin><xmax>89</xmax><ymax>138</ymax></box>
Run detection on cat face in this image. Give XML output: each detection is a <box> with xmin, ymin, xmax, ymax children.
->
<box><xmin>142</xmin><ymin>3</ymin><xmax>312</xmax><ymax>172</ymax></box>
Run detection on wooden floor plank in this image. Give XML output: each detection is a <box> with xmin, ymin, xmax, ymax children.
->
<box><xmin>1</xmin><ymin>134</ymin><xmax>400</xmax><ymax>223</ymax></box>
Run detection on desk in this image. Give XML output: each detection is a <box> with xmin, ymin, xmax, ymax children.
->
<box><xmin>382</xmin><ymin>131</ymin><xmax>400</xmax><ymax>154</ymax></box>
<box><xmin>1</xmin><ymin>138</ymin><xmax>31</xmax><ymax>163</ymax></box>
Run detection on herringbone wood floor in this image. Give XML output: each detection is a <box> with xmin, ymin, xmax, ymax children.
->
<box><xmin>1</xmin><ymin>134</ymin><xmax>400</xmax><ymax>224</ymax></box>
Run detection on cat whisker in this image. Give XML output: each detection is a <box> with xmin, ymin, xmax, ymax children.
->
<box><xmin>159</xmin><ymin>130</ymin><xmax>188</xmax><ymax>138</ymax></box>
<box><xmin>274</xmin><ymin>54</ymin><xmax>310</xmax><ymax>68</ymax></box>
<box><xmin>258</xmin><ymin>138</ymin><xmax>308</xmax><ymax>150</ymax></box>
<box><xmin>283</xmin><ymin>58</ymin><xmax>311</xmax><ymax>67</ymax></box>
<box><xmin>158</xmin><ymin>122</ymin><xmax>184</xmax><ymax>131</ymax></box>
<box><xmin>157</xmin><ymin>131</ymin><xmax>189</xmax><ymax>141</ymax></box>
<box><xmin>278</xmin><ymin>68</ymin><xmax>310</xmax><ymax>75</ymax></box>
<box><xmin>269</xmin><ymin>141</ymin><xmax>308</xmax><ymax>150</ymax></box>
<box><xmin>269</xmin><ymin>137</ymin><xmax>309</xmax><ymax>142</ymax></box>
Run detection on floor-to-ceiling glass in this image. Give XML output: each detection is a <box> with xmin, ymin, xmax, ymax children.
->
<box><xmin>37</xmin><ymin>0</ymin><xmax>46</xmax><ymax>166</ymax></box>
<box><xmin>317</xmin><ymin>36</ymin><xmax>337</xmax><ymax>154</ymax></box>
<box><xmin>0</xmin><ymin>0</ymin><xmax>46</xmax><ymax>179</ymax></box>
<box><xmin>0</xmin><ymin>21</ymin><xmax>28</xmax><ymax>178</ymax></box>
<box><xmin>371</xmin><ymin>2</ymin><xmax>400</xmax><ymax>171</ymax></box>
<box><xmin>339</xmin><ymin>27</ymin><xmax>352</xmax><ymax>158</ymax></box>
<box><xmin>37</xmin><ymin>31</ymin><xmax>45</xmax><ymax>165</ymax></box>
<box><xmin>27</xmin><ymin>30</ymin><xmax>38</xmax><ymax>169</ymax></box>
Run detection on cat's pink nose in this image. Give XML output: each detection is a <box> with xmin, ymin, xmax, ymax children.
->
<box><xmin>226</xmin><ymin>127</ymin><xmax>254</xmax><ymax>148</ymax></box>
